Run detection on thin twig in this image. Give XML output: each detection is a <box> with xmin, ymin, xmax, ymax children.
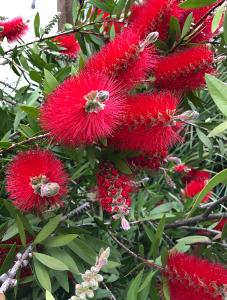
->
<box><xmin>203</xmin><ymin>195</ymin><xmax>227</xmax><ymax>218</ymax></box>
<box><xmin>0</xmin><ymin>133</ymin><xmax>50</xmax><ymax>155</ymax></box>
<box><xmin>108</xmin><ymin>230</ymin><xmax>163</xmax><ymax>271</ymax></box>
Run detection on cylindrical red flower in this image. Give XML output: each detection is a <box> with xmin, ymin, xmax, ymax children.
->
<box><xmin>165</xmin><ymin>251</ymin><xmax>227</xmax><ymax>300</ymax></box>
<box><xmin>154</xmin><ymin>46</ymin><xmax>214</xmax><ymax>91</ymax></box>
<box><xmin>129</xmin><ymin>0</ymin><xmax>181</xmax><ymax>40</ymax></box>
<box><xmin>109</xmin><ymin>92</ymin><xmax>182</xmax><ymax>153</ymax></box>
<box><xmin>0</xmin><ymin>17</ymin><xmax>28</xmax><ymax>42</ymax></box>
<box><xmin>96</xmin><ymin>162</ymin><xmax>134</xmax><ymax>230</ymax></box>
<box><xmin>6</xmin><ymin>150</ymin><xmax>69</xmax><ymax>213</ymax></box>
<box><xmin>84</xmin><ymin>29</ymin><xmax>157</xmax><ymax>88</ymax></box>
<box><xmin>40</xmin><ymin>72</ymin><xmax>126</xmax><ymax>146</ymax></box>
<box><xmin>53</xmin><ymin>34</ymin><xmax>80</xmax><ymax>57</ymax></box>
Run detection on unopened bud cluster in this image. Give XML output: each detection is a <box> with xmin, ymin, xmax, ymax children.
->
<box><xmin>69</xmin><ymin>248</ymin><xmax>110</xmax><ymax>300</ymax></box>
<box><xmin>96</xmin><ymin>162</ymin><xmax>134</xmax><ymax>230</ymax></box>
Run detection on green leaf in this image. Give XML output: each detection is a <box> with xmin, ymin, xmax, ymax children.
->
<box><xmin>43</xmin><ymin>69</ymin><xmax>58</xmax><ymax>94</ymax></box>
<box><xmin>68</xmin><ymin>239</ymin><xmax>96</xmax><ymax>265</ymax></box>
<box><xmin>0</xmin><ymin>243</ymin><xmax>17</xmax><ymax>274</ymax></box>
<box><xmin>33</xmin><ymin>252</ymin><xmax>69</xmax><ymax>271</ymax></box>
<box><xmin>206</xmin><ymin>74</ymin><xmax>227</xmax><ymax>117</ymax></box>
<box><xmin>126</xmin><ymin>269</ymin><xmax>144</xmax><ymax>300</ymax></box>
<box><xmin>20</xmin><ymin>106</ymin><xmax>39</xmax><ymax>118</ymax></box>
<box><xmin>181</xmin><ymin>12</ymin><xmax>194</xmax><ymax>37</ymax></box>
<box><xmin>212</xmin><ymin>6</ymin><xmax>224</xmax><ymax>33</ymax></box>
<box><xmin>34</xmin><ymin>13</ymin><xmax>41</xmax><ymax>37</ymax></box>
<box><xmin>45</xmin><ymin>290</ymin><xmax>55</xmax><ymax>300</ymax></box>
<box><xmin>114</xmin><ymin>159</ymin><xmax>132</xmax><ymax>175</ymax></box>
<box><xmin>33</xmin><ymin>258</ymin><xmax>51</xmax><ymax>291</ymax></box>
<box><xmin>29</xmin><ymin>70</ymin><xmax>43</xmax><ymax>83</ymax></box>
<box><xmin>180</xmin><ymin>0</ymin><xmax>217</xmax><ymax>9</ymax></box>
<box><xmin>196</xmin><ymin>128</ymin><xmax>212</xmax><ymax>149</ymax></box>
<box><xmin>138</xmin><ymin>271</ymin><xmax>157</xmax><ymax>292</ymax></box>
<box><xmin>113</xmin><ymin>0</ymin><xmax>126</xmax><ymax>18</ymax></box>
<box><xmin>208</xmin><ymin>120</ymin><xmax>227</xmax><ymax>137</ymax></box>
<box><xmin>44</xmin><ymin>234</ymin><xmax>78</xmax><ymax>247</ymax></box>
<box><xmin>16</xmin><ymin>215</ymin><xmax>26</xmax><ymax>246</ymax></box>
<box><xmin>177</xmin><ymin>235</ymin><xmax>211</xmax><ymax>245</ymax></box>
<box><xmin>224</xmin><ymin>11</ymin><xmax>227</xmax><ymax>45</ymax></box>
<box><xmin>151</xmin><ymin>215</ymin><xmax>165</xmax><ymax>259</ymax></box>
<box><xmin>54</xmin><ymin>271</ymin><xmax>69</xmax><ymax>292</ymax></box>
<box><xmin>189</xmin><ymin>169</ymin><xmax>227</xmax><ymax>216</ymax></box>
<box><xmin>89</xmin><ymin>0</ymin><xmax>114</xmax><ymax>13</ymax></box>
<box><xmin>34</xmin><ymin>215</ymin><xmax>61</xmax><ymax>245</ymax></box>
<box><xmin>162</xmin><ymin>277</ymin><xmax>170</xmax><ymax>300</ymax></box>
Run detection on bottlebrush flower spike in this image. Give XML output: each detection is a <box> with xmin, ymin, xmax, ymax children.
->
<box><xmin>6</xmin><ymin>150</ymin><xmax>69</xmax><ymax>213</ymax></box>
<box><xmin>84</xmin><ymin>29</ymin><xmax>157</xmax><ymax>88</ymax></box>
<box><xmin>96</xmin><ymin>162</ymin><xmax>134</xmax><ymax>230</ymax></box>
<box><xmin>215</xmin><ymin>218</ymin><xmax>227</xmax><ymax>231</ymax></box>
<box><xmin>0</xmin><ymin>17</ymin><xmax>28</xmax><ymax>42</ymax></box>
<box><xmin>165</xmin><ymin>251</ymin><xmax>227</xmax><ymax>300</ymax></box>
<box><xmin>154</xmin><ymin>46</ymin><xmax>215</xmax><ymax>91</ymax></box>
<box><xmin>129</xmin><ymin>0</ymin><xmax>181</xmax><ymax>40</ymax></box>
<box><xmin>109</xmin><ymin>92</ymin><xmax>183</xmax><ymax>153</ymax></box>
<box><xmin>53</xmin><ymin>34</ymin><xmax>80</xmax><ymax>57</ymax></box>
<box><xmin>128</xmin><ymin>151</ymin><xmax>168</xmax><ymax>170</ymax></box>
<box><xmin>40</xmin><ymin>72</ymin><xmax>126</xmax><ymax>146</ymax></box>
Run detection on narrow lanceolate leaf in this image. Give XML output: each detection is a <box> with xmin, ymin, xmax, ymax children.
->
<box><xmin>189</xmin><ymin>169</ymin><xmax>227</xmax><ymax>216</ymax></box>
<box><xmin>16</xmin><ymin>215</ymin><xmax>26</xmax><ymax>246</ymax></box>
<box><xmin>34</xmin><ymin>13</ymin><xmax>41</xmax><ymax>37</ymax></box>
<box><xmin>180</xmin><ymin>0</ymin><xmax>217</xmax><ymax>9</ymax></box>
<box><xmin>206</xmin><ymin>74</ymin><xmax>227</xmax><ymax>117</ymax></box>
<box><xmin>126</xmin><ymin>269</ymin><xmax>144</xmax><ymax>300</ymax></box>
<box><xmin>181</xmin><ymin>12</ymin><xmax>194</xmax><ymax>37</ymax></box>
<box><xmin>34</xmin><ymin>215</ymin><xmax>61</xmax><ymax>245</ymax></box>
<box><xmin>43</xmin><ymin>69</ymin><xmax>59</xmax><ymax>94</ymax></box>
<box><xmin>44</xmin><ymin>234</ymin><xmax>78</xmax><ymax>247</ymax></box>
<box><xmin>33</xmin><ymin>252</ymin><xmax>69</xmax><ymax>271</ymax></box>
<box><xmin>45</xmin><ymin>290</ymin><xmax>55</xmax><ymax>300</ymax></box>
<box><xmin>212</xmin><ymin>6</ymin><xmax>224</xmax><ymax>33</ymax></box>
<box><xmin>33</xmin><ymin>258</ymin><xmax>52</xmax><ymax>291</ymax></box>
<box><xmin>224</xmin><ymin>11</ymin><xmax>227</xmax><ymax>45</ymax></box>
<box><xmin>208</xmin><ymin>120</ymin><xmax>227</xmax><ymax>137</ymax></box>
<box><xmin>151</xmin><ymin>215</ymin><xmax>166</xmax><ymax>259</ymax></box>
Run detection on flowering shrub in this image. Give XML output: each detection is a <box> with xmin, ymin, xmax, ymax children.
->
<box><xmin>0</xmin><ymin>0</ymin><xmax>227</xmax><ymax>299</ymax></box>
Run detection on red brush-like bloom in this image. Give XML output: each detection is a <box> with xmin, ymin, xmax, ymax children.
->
<box><xmin>96</xmin><ymin>162</ymin><xmax>134</xmax><ymax>230</ymax></box>
<box><xmin>154</xmin><ymin>46</ymin><xmax>214</xmax><ymax>91</ymax></box>
<box><xmin>215</xmin><ymin>218</ymin><xmax>227</xmax><ymax>231</ymax></box>
<box><xmin>84</xmin><ymin>29</ymin><xmax>157</xmax><ymax>88</ymax></box>
<box><xmin>6</xmin><ymin>150</ymin><xmax>69</xmax><ymax>213</ymax></box>
<box><xmin>0</xmin><ymin>17</ymin><xmax>28</xmax><ymax>42</ymax></box>
<box><xmin>129</xmin><ymin>0</ymin><xmax>181</xmax><ymax>40</ymax></box>
<box><xmin>53</xmin><ymin>34</ymin><xmax>80</xmax><ymax>57</ymax></box>
<box><xmin>174</xmin><ymin>164</ymin><xmax>191</xmax><ymax>173</ymax></box>
<box><xmin>128</xmin><ymin>151</ymin><xmax>168</xmax><ymax>170</ymax></box>
<box><xmin>166</xmin><ymin>251</ymin><xmax>227</xmax><ymax>300</ymax></box>
<box><xmin>183</xmin><ymin>179</ymin><xmax>211</xmax><ymax>202</ymax></box>
<box><xmin>110</xmin><ymin>92</ymin><xmax>183</xmax><ymax>153</ymax></box>
<box><xmin>40</xmin><ymin>72</ymin><xmax>125</xmax><ymax>146</ymax></box>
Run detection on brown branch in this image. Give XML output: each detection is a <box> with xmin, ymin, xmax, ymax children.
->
<box><xmin>202</xmin><ymin>195</ymin><xmax>227</xmax><ymax>218</ymax></box>
<box><xmin>108</xmin><ymin>230</ymin><xmax>163</xmax><ymax>271</ymax></box>
<box><xmin>0</xmin><ymin>133</ymin><xmax>50</xmax><ymax>155</ymax></box>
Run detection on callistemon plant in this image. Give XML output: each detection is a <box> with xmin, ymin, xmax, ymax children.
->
<box><xmin>1</xmin><ymin>0</ymin><xmax>227</xmax><ymax>299</ymax></box>
<box><xmin>96</xmin><ymin>162</ymin><xmax>134</xmax><ymax>230</ymax></box>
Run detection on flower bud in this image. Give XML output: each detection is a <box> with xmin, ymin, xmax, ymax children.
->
<box><xmin>40</xmin><ymin>182</ymin><xmax>60</xmax><ymax>197</ymax></box>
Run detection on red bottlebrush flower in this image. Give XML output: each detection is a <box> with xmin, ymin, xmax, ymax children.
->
<box><xmin>129</xmin><ymin>0</ymin><xmax>181</xmax><ymax>40</ymax></box>
<box><xmin>6</xmin><ymin>150</ymin><xmax>69</xmax><ymax>213</ymax></box>
<box><xmin>183</xmin><ymin>179</ymin><xmax>211</xmax><ymax>202</ymax></box>
<box><xmin>128</xmin><ymin>151</ymin><xmax>168</xmax><ymax>170</ymax></box>
<box><xmin>96</xmin><ymin>162</ymin><xmax>134</xmax><ymax>230</ymax></box>
<box><xmin>0</xmin><ymin>17</ymin><xmax>28</xmax><ymax>42</ymax></box>
<box><xmin>165</xmin><ymin>251</ymin><xmax>227</xmax><ymax>300</ymax></box>
<box><xmin>53</xmin><ymin>34</ymin><xmax>80</xmax><ymax>57</ymax></box>
<box><xmin>174</xmin><ymin>164</ymin><xmax>191</xmax><ymax>173</ymax></box>
<box><xmin>109</xmin><ymin>92</ymin><xmax>183</xmax><ymax>153</ymax></box>
<box><xmin>215</xmin><ymin>218</ymin><xmax>227</xmax><ymax>231</ymax></box>
<box><xmin>40</xmin><ymin>72</ymin><xmax>126</xmax><ymax>146</ymax></box>
<box><xmin>84</xmin><ymin>29</ymin><xmax>157</xmax><ymax>88</ymax></box>
<box><xmin>154</xmin><ymin>46</ymin><xmax>215</xmax><ymax>91</ymax></box>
